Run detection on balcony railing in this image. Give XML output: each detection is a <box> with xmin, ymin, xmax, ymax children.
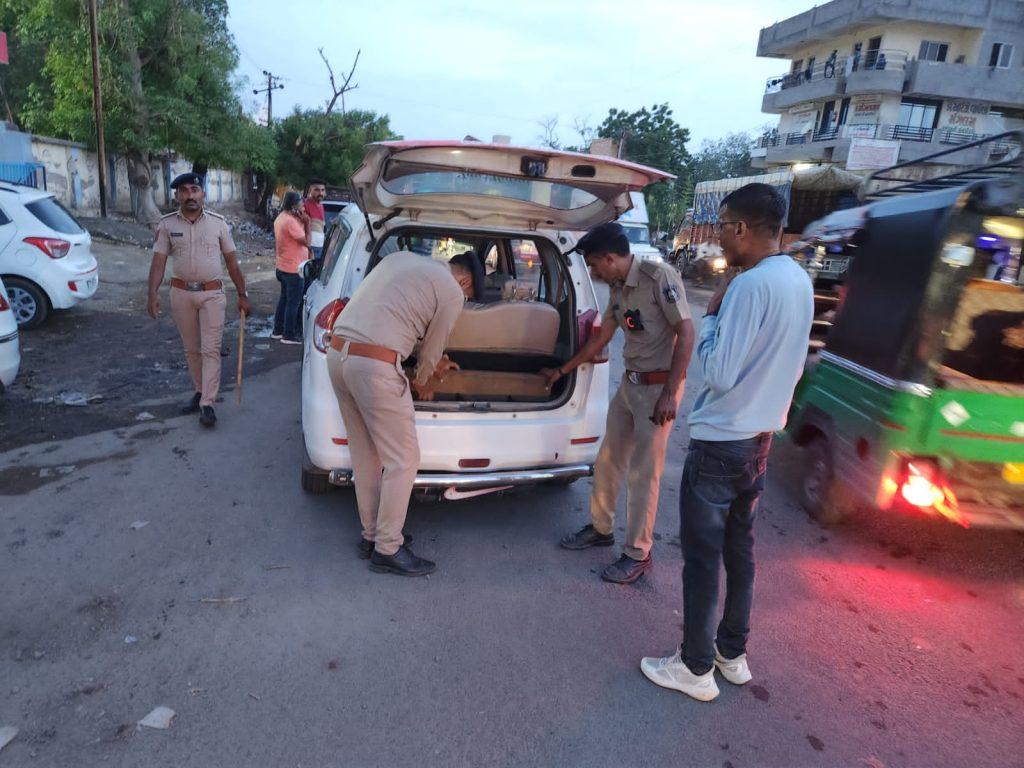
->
<box><xmin>756</xmin><ymin>124</ymin><xmax>1010</xmax><ymax>154</ymax></box>
<box><xmin>764</xmin><ymin>49</ymin><xmax>908</xmax><ymax>94</ymax></box>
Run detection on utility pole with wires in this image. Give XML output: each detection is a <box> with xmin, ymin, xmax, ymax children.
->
<box><xmin>253</xmin><ymin>70</ymin><xmax>284</xmax><ymax>127</ymax></box>
<box><xmin>86</xmin><ymin>0</ymin><xmax>108</xmax><ymax>217</ymax></box>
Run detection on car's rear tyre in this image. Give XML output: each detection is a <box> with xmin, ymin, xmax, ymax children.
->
<box><xmin>4</xmin><ymin>277</ymin><xmax>49</xmax><ymax>328</ymax></box>
<box><xmin>799</xmin><ymin>436</ymin><xmax>852</xmax><ymax>526</ymax></box>
<box><xmin>301</xmin><ymin>441</ymin><xmax>334</xmax><ymax>495</ymax></box>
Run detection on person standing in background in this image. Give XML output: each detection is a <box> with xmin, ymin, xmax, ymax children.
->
<box><xmin>272</xmin><ymin>190</ymin><xmax>309</xmax><ymax>345</ymax></box>
<box><xmin>303</xmin><ymin>180</ymin><xmax>327</xmax><ymax>260</ymax></box>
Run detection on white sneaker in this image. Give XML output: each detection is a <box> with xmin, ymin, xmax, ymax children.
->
<box><xmin>270</xmin><ymin>332</ymin><xmax>283</xmax><ymax>340</ymax></box>
<box><xmin>714</xmin><ymin>646</ymin><xmax>752</xmax><ymax>685</ymax></box>
<box><xmin>640</xmin><ymin>650</ymin><xmax>720</xmax><ymax>701</ymax></box>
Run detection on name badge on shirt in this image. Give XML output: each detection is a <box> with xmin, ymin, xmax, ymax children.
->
<box><xmin>170</xmin><ymin>232</ymin><xmax>184</xmax><ymax>238</ymax></box>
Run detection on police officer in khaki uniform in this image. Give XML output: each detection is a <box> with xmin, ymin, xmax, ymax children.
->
<box><xmin>147</xmin><ymin>172</ymin><xmax>251</xmax><ymax>427</ymax></box>
<box><xmin>544</xmin><ymin>222</ymin><xmax>695</xmax><ymax>584</ymax></box>
<box><xmin>327</xmin><ymin>250</ymin><xmax>475</xmax><ymax>577</ymax></box>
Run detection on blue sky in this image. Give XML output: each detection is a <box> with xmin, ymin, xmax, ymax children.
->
<box><xmin>228</xmin><ymin>0</ymin><xmax>810</xmax><ymax>150</ymax></box>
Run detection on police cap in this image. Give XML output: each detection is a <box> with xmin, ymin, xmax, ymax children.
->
<box><xmin>170</xmin><ymin>172</ymin><xmax>204</xmax><ymax>190</ymax></box>
<box><xmin>576</xmin><ymin>221</ymin><xmax>630</xmax><ymax>258</ymax></box>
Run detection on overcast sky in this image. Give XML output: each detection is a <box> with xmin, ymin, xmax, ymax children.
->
<box><xmin>228</xmin><ymin>0</ymin><xmax>810</xmax><ymax>151</ymax></box>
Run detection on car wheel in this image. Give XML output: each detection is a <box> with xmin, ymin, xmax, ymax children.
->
<box><xmin>4</xmin><ymin>277</ymin><xmax>49</xmax><ymax>328</ymax></box>
<box><xmin>800</xmin><ymin>436</ymin><xmax>851</xmax><ymax>526</ymax></box>
<box><xmin>301</xmin><ymin>440</ymin><xmax>334</xmax><ymax>494</ymax></box>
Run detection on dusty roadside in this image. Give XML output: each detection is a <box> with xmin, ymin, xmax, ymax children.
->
<box><xmin>0</xmin><ymin>213</ymin><xmax>302</xmax><ymax>451</ymax></box>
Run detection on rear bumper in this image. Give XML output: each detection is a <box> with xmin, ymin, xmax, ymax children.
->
<box><xmin>0</xmin><ymin>329</ymin><xmax>20</xmax><ymax>388</ymax></box>
<box><xmin>327</xmin><ymin>463</ymin><xmax>593</xmax><ymax>490</ymax></box>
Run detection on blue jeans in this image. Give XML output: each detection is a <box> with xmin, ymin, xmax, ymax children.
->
<box><xmin>680</xmin><ymin>435</ymin><xmax>771</xmax><ymax>674</ymax></box>
<box><xmin>273</xmin><ymin>269</ymin><xmax>304</xmax><ymax>338</ymax></box>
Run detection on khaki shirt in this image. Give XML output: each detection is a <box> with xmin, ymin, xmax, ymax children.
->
<box><xmin>153</xmin><ymin>209</ymin><xmax>236</xmax><ymax>283</ymax></box>
<box><xmin>333</xmin><ymin>250</ymin><xmax>464</xmax><ymax>386</ymax></box>
<box><xmin>604</xmin><ymin>257</ymin><xmax>691</xmax><ymax>372</ymax></box>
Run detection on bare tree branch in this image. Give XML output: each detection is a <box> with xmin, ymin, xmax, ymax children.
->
<box><xmin>320</xmin><ymin>47</ymin><xmax>361</xmax><ymax>116</ymax></box>
<box><xmin>537</xmin><ymin>115</ymin><xmax>560</xmax><ymax>149</ymax></box>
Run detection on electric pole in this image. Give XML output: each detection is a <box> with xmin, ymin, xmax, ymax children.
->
<box><xmin>87</xmin><ymin>0</ymin><xmax>107</xmax><ymax>217</ymax></box>
<box><xmin>253</xmin><ymin>71</ymin><xmax>283</xmax><ymax>127</ymax></box>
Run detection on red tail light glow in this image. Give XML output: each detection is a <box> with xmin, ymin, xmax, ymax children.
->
<box><xmin>458</xmin><ymin>459</ymin><xmax>490</xmax><ymax>468</ymax></box>
<box><xmin>577</xmin><ymin>308</ymin><xmax>608</xmax><ymax>364</ymax></box>
<box><xmin>0</xmin><ymin>290</ymin><xmax>8</xmax><ymax>312</ymax></box>
<box><xmin>24</xmin><ymin>237</ymin><xmax>71</xmax><ymax>259</ymax></box>
<box><xmin>313</xmin><ymin>298</ymin><xmax>349</xmax><ymax>353</ymax></box>
<box><xmin>881</xmin><ymin>458</ymin><xmax>966</xmax><ymax>527</ymax></box>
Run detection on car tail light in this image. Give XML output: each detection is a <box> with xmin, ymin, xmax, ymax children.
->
<box><xmin>0</xmin><ymin>290</ymin><xmax>8</xmax><ymax>312</ymax></box>
<box><xmin>24</xmin><ymin>237</ymin><xmax>71</xmax><ymax>259</ymax></box>
<box><xmin>313</xmin><ymin>298</ymin><xmax>349</xmax><ymax>353</ymax></box>
<box><xmin>577</xmin><ymin>308</ymin><xmax>608</xmax><ymax>364</ymax></box>
<box><xmin>458</xmin><ymin>458</ymin><xmax>490</xmax><ymax>468</ymax></box>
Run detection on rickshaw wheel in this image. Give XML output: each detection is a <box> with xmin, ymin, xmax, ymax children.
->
<box><xmin>800</xmin><ymin>436</ymin><xmax>850</xmax><ymax>526</ymax></box>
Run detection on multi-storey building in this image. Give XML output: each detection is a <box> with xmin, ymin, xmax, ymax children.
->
<box><xmin>751</xmin><ymin>0</ymin><xmax>1024</xmax><ymax>173</ymax></box>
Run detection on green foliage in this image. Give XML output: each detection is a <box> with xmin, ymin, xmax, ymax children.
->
<box><xmin>274</xmin><ymin>108</ymin><xmax>399</xmax><ymax>188</ymax></box>
<box><xmin>1</xmin><ymin>0</ymin><xmax>271</xmax><ymax>172</ymax></box>
<box><xmin>597</xmin><ymin>104</ymin><xmax>692</xmax><ymax>233</ymax></box>
<box><xmin>689</xmin><ymin>132</ymin><xmax>755</xmax><ymax>186</ymax></box>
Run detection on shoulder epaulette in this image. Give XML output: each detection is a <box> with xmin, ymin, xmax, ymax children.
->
<box><xmin>158</xmin><ymin>211</ymin><xmax>178</xmax><ymax>219</ymax></box>
<box><xmin>205</xmin><ymin>210</ymin><xmax>226</xmax><ymax>220</ymax></box>
<box><xmin>638</xmin><ymin>260</ymin><xmax>665</xmax><ymax>280</ymax></box>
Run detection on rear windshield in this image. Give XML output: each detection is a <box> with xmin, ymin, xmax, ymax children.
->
<box><xmin>381</xmin><ymin>171</ymin><xmax>599</xmax><ymax>210</ymax></box>
<box><xmin>26</xmin><ymin>198</ymin><xmax>84</xmax><ymax>235</ymax></box>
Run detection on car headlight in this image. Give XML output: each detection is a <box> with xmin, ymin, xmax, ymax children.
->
<box><xmin>712</xmin><ymin>257</ymin><xmax>727</xmax><ymax>270</ymax></box>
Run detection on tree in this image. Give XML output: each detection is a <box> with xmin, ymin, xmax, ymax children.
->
<box><xmin>4</xmin><ymin>0</ymin><xmax>275</xmax><ymax>223</ymax></box>
<box><xmin>536</xmin><ymin>115</ymin><xmax>560</xmax><ymax>149</ymax></box>
<box><xmin>597</xmin><ymin>103</ymin><xmax>691</xmax><ymax>233</ymax></box>
<box><xmin>275</xmin><ymin>108</ymin><xmax>398</xmax><ymax>189</ymax></box>
<box><xmin>689</xmin><ymin>132</ymin><xmax>755</xmax><ymax>186</ymax></box>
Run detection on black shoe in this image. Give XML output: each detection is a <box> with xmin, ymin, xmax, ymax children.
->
<box><xmin>560</xmin><ymin>524</ymin><xmax>615</xmax><ymax>550</ymax></box>
<box><xmin>600</xmin><ymin>553</ymin><xmax>652</xmax><ymax>584</ymax></box>
<box><xmin>199</xmin><ymin>405</ymin><xmax>217</xmax><ymax>427</ymax></box>
<box><xmin>280</xmin><ymin>335</ymin><xmax>302</xmax><ymax>346</ymax></box>
<box><xmin>181</xmin><ymin>392</ymin><xmax>202</xmax><ymax>414</ymax></box>
<box><xmin>358</xmin><ymin>532</ymin><xmax>414</xmax><ymax>559</ymax></box>
<box><xmin>369</xmin><ymin>545</ymin><xmax>435</xmax><ymax>577</ymax></box>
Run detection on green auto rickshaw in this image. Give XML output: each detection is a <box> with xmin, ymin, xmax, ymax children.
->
<box><xmin>788</xmin><ymin>172</ymin><xmax>1024</xmax><ymax>529</ymax></box>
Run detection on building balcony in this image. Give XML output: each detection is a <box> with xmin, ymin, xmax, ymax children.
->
<box><xmin>904</xmin><ymin>60</ymin><xmax>1024</xmax><ymax>105</ymax></box>
<box><xmin>762</xmin><ymin>50</ymin><xmax>907</xmax><ymax>113</ymax></box>
<box><xmin>752</xmin><ymin>123</ymin><xmax>1010</xmax><ymax>168</ymax></box>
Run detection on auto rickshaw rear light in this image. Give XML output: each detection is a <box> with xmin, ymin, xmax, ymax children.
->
<box><xmin>458</xmin><ymin>458</ymin><xmax>490</xmax><ymax>468</ymax></box>
<box><xmin>900</xmin><ymin>474</ymin><xmax>944</xmax><ymax>508</ymax></box>
<box><xmin>313</xmin><ymin>298</ymin><xmax>349</xmax><ymax>353</ymax></box>
<box><xmin>577</xmin><ymin>308</ymin><xmax>608</xmax><ymax>364</ymax></box>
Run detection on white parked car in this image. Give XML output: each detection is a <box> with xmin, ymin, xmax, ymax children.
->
<box><xmin>0</xmin><ymin>183</ymin><xmax>99</xmax><ymax>328</ymax></box>
<box><xmin>300</xmin><ymin>140</ymin><xmax>670</xmax><ymax>498</ymax></box>
<box><xmin>0</xmin><ymin>276</ymin><xmax>20</xmax><ymax>395</ymax></box>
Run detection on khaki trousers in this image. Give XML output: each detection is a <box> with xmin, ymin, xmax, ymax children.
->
<box><xmin>590</xmin><ymin>380</ymin><xmax>680</xmax><ymax>561</ymax></box>
<box><xmin>326</xmin><ymin>348</ymin><xmax>419</xmax><ymax>556</ymax></box>
<box><xmin>169</xmin><ymin>287</ymin><xmax>226</xmax><ymax>407</ymax></box>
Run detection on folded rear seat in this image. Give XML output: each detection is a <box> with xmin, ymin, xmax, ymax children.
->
<box><xmin>446</xmin><ymin>301</ymin><xmax>560</xmax><ymax>355</ymax></box>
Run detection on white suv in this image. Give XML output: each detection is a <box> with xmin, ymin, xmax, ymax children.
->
<box><xmin>0</xmin><ymin>184</ymin><xmax>98</xmax><ymax>328</ymax></box>
<box><xmin>300</xmin><ymin>140</ymin><xmax>670</xmax><ymax>498</ymax></box>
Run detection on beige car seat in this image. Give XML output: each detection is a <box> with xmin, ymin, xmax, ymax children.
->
<box><xmin>446</xmin><ymin>301</ymin><xmax>560</xmax><ymax>355</ymax></box>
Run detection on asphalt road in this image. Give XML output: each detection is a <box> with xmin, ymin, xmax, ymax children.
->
<box><xmin>2</xmin><ymin>288</ymin><xmax>1023</xmax><ymax>768</ymax></box>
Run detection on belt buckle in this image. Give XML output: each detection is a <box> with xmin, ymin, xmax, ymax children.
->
<box><xmin>186</xmin><ymin>280</ymin><xmax>203</xmax><ymax>291</ymax></box>
<box><xmin>627</xmin><ymin>371</ymin><xmax>640</xmax><ymax>385</ymax></box>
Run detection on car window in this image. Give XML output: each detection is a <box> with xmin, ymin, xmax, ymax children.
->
<box><xmin>319</xmin><ymin>217</ymin><xmax>353</xmax><ymax>285</ymax></box>
<box><xmin>511</xmin><ymin>240</ymin><xmax>542</xmax><ymax>292</ymax></box>
<box><xmin>25</xmin><ymin>197</ymin><xmax>84</xmax><ymax>235</ymax></box>
<box><xmin>0</xmin><ymin>206</ymin><xmax>10</xmax><ymax>226</ymax></box>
